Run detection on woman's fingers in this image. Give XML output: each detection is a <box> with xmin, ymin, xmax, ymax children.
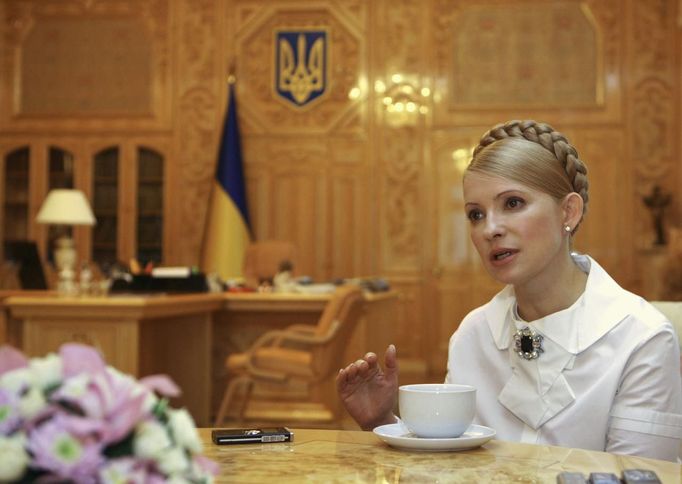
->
<box><xmin>337</xmin><ymin>351</ymin><xmax>384</xmax><ymax>390</ymax></box>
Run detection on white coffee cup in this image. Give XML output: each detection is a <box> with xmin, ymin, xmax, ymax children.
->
<box><xmin>399</xmin><ymin>383</ymin><xmax>476</xmax><ymax>438</ymax></box>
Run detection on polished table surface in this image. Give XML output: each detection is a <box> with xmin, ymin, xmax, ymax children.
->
<box><xmin>199</xmin><ymin>428</ymin><xmax>681</xmax><ymax>483</ymax></box>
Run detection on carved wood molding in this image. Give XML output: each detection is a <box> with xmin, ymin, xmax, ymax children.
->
<box><xmin>381</xmin><ymin>129</ymin><xmax>421</xmax><ymax>269</ymax></box>
<box><xmin>631</xmin><ymin>0</ymin><xmax>675</xmax><ymax>190</ymax></box>
<box><xmin>174</xmin><ymin>0</ymin><xmax>220</xmax><ymax>264</ymax></box>
<box><xmin>629</xmin><ymin>0</ymin><xmax>677</xmax><ymax>248</ymax></box>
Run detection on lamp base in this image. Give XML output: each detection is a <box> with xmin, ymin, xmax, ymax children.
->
<box><xmin>54</xmin><ymin>236</ymin><xmax>78</xmax><ymax>296</ymax></box>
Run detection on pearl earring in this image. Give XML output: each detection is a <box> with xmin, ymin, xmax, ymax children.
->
<box><xmin>564</xmin><ymin>225</ymin><xmax>572</xmax><ymax>233</ymax></box>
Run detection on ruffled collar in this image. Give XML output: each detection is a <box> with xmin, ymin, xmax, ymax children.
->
<box><xmin>483</xmin><ymin>254</ymin><xmax>631</xmax><ymax>429</ymax></box>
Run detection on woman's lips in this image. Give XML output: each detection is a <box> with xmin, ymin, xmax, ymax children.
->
<box><xmin>489</xmin><ymin>249</ymin><xmax>519</xmax><ymax>266</ymax></box>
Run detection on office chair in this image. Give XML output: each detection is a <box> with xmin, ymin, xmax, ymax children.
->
<box><xmin>242</xmin><ymin>240</ymin><xmax>297</xmax><ymax>288</ymax></box>
<box><xmin>215</xmin><ymin>285</ymin><xmax>365</xmax><ymax>426</ymax></box>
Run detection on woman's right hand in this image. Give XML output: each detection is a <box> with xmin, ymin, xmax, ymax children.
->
<box><xmin>335</xmin><ymin>344</ymin><xmax>399</xmax><ymax>431</ymax></box>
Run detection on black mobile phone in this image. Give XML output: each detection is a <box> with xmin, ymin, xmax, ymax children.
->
<box><xmin>622</xmin><ymin>469</ymin><xmax>662</xmax><ymax>484</ymax></box>
<box><xmin>211</xmin><ymin>427</ymin><xmax>294</xmax><ymax>445</ymax></box>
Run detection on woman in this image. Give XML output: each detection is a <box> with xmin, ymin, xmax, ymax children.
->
<box><xmin>336</xmin><ymin>120</ymin><xmax>682</xmax><ymax>461</ymax></box>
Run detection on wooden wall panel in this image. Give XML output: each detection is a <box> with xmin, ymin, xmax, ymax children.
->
<box><xmin>0</xmin><ymin>0</ymin><xmax>680</xmax><ymax>382</ymax></box>
<box><xmin>330</xmin><ymin>169</ymin><xmax>368</xmax><ymax>278</ymax></box>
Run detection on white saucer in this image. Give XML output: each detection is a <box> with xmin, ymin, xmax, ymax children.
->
<box><xmin>373</xmin><ymin>423</ymin><xmax>495</xmax><ymax>452</ymax></box>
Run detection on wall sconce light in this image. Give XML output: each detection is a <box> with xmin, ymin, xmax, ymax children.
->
<box><xmin>377</xmin><ymin>74</ymin><xmax>430</xmax><ymax>127</ymax></box>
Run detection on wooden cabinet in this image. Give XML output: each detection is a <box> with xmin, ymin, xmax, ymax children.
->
<box><xmin>0</xmin><ymin>142</ymin><xmax>167</xmax><ymax>276</ymax></box>
<box><xmin>2</xmin><ymin>147</ymin><xmax>31</xmax><ymax>242</ymax></box>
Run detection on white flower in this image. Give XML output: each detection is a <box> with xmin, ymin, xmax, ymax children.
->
<box><xmin>0</xmin><ymin>433</ymin><xmax>29</xmax><ymax>481</ymax></box>
<box><xmin>157</xmin><ymin>446</ymin><xmax>189</xmax><ymax>475</ymax></box>
<box><xmin>56</xmin><ymin>373</ymin><xmax>90</xmax><ymax>399</ymax></box>
<box><xmin>29</xmin><ymin>353</ymin><xmax>62</xmax><ymax>389</ymax></box>
<box><xmin>99</xmin><ymin>458</ymin><xmax>144</xmax><ymax>484</ymax></box>
<box><xmin>0</xmin><ymin>367</ymin><xmax>34</xmax><ymax>394</ymax></box>
<box><xmin>167</xmin><ymin>475</ymin><xmax>192</xmax><ymax>484</ymax></box>
<box><xmin>133</xmin><ymin>420</ymin><xmax>171</xmax><ymax>459</ymax></box>
<box><xmin>142</xmin><ymin>390</ymin><xmax>159</xmax><ymax>414</ymax></box>
<box><xmin>168</xmin><ymin>408</ymin><xmax>202</xmax><ymax>453</ymax></box>
<box><xmin>19</xmin><ymin>385</ymin><xmax>46</xmax><ymax>419</ymax></box>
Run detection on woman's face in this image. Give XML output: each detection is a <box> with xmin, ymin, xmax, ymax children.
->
<box><xmin>463</xmin><ymin>171</ymin><xmax>568</xmax><ymax>288</ymax></box>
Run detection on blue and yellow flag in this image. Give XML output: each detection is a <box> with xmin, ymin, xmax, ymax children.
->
<box><xmin>201</xmin><ymin>82</ymin><xmax>251</xmax><ymax>280</ymax></box>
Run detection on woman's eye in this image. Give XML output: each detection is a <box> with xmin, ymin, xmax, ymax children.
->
<box><xmin>467</xmin><ymin>210</ymin><xmax>483</xmax><ymax>222</ymax></box>
<box><xmin>506</xmin><ymin>197</ymin><xmax>524</xmax><ymax>209</ymax></box>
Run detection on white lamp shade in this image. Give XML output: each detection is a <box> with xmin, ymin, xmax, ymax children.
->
<box><xmin>36</xmin><ymin>189</ymin><xmax>96</xmax><ymax>226</ymax></box>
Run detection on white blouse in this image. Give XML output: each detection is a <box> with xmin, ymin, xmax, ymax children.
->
<box><xmin>446</xmin><ymin>254</ymin><xmax>682</xmax><ymax>462</ymax></box>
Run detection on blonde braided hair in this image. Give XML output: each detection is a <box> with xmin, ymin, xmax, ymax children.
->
<box><xmin>472</xmin><ymin>120</ymin><xmax>588</xmax><ymax>210</ymax></box>
<box><xmin>466</xmin><ymin>120</ymin><xmax>589</xmax><ymax>234</ymax></box>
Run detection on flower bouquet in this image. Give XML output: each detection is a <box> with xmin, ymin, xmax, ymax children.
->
<box><xmin>0</xmin><ymin>343</ymin><xmax>218</xmax><ymax>483</ymax></box>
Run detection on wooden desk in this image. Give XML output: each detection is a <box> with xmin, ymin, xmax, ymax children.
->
<box><xmin>1</xmin><ymin>290</ymin><xmax>399</xmax><ymax>427</ymax></box>
<box><xmin>4</xmin><ymin>293</ymin><xmax>224</xmax><ymax>426</ymax></box>
<box><xmin>199</xmin><ymin>428</ymin><xmax>680</xmax><ymax>483</ymax></box>
<box><xmin>0</xmin><ymin>289</ymin><xmax>53</xmax><ymax>347</ymax></box>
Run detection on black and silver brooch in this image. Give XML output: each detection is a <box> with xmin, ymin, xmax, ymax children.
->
<box><xmin>514</xmin><ymin>327</ymin><xmax>544</xmax><ymax>360</ymax></box>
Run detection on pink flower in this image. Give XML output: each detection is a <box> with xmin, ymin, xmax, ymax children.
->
<box><xmin>139</xmin><ymin>374</ymin><xmax>181</xmax><ymax>398</ymax></box>
<box><xmin>27</xmin><ymin>413</ymin><xmax>104</xmax><ymax>483</ymax></box>
<box><xmin>0</xmin><ymin>344</ymin><xmax>218</xmax><ymax>481</ymax></box>
<box><xmin>0</xmin><ymin>345</ymin><xmax>28</xmax><ymax>376</ymax></box>
<box><xmin>60</xmin><ymin>344</ymin><xmax>106</xmax><ymax>378</ymax></box>
<box><xmin>54</xmin><ymin>368</ymin><xmax>149</xmax><ymax>444</ymax></box>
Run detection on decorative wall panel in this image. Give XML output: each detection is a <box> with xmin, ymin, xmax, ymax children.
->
<box><xmin>1</xmin><ymin>0</ymin><xmax>170</xmax><ymax>131</ymax></box>
<box><xmin>433</xmin><ymin>0</ymin><xmax>621</xmax><ymax>127</ymax></box>
<box><xmin>451</xmin><ymin>3</ymin><xmax>599</xmax><ymax>108</ymax></box>
<box><xmin>234</xmin><ymin>2</ymin><xmax>365</xmax><ymax>134</ymax></box>
<box><xmin>21</xmin><ymin>18</ymin><xmax>152</xmax><ymax>114</ymax></box>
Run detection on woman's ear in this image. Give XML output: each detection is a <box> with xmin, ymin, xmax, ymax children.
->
<box><xmin>562</xmin><ymin>192</ymin><xmax>584</xmax><ymax>229</ymax></box>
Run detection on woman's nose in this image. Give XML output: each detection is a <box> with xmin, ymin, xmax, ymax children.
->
<box><xmin>482</xmin><ymin>213</ymin><xmax>505</xmax><ymax>240</ymax></box>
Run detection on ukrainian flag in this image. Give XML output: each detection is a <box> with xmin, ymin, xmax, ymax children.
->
<box><xmin>201</xmin><ymin>81</ymin><xmax>251</xmax><ymax>281</ymax></box>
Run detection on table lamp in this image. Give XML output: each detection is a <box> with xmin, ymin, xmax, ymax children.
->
<box><xmin>36</xmin><ymin>189</ymin><xmax>96</xmax><ymax>294</ymax></box>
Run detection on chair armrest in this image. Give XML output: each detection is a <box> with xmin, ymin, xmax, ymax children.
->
<box><xmin>247</xmin><ymin>320</ymin><xmax>341</xmax><ymax>352</ymax></box>
<box><xmin>284</xmin><ymin>324</ymin><xmax>316</xmax><ymax>334</ymax></box>
<box><xmin>241</xmin><ymin>321</ymin><xmax>341</xmax><ymax>380</ymax></box>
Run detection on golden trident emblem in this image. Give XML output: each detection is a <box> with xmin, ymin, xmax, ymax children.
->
<box><xmin>278</xmin><ymin>33</ymin><xmax>325</xmax><ymax>106</ymax></box>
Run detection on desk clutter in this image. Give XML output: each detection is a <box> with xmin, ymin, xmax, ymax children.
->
<box><xmin>110</xmin><ymin>272</ymin><xmax>209</xmax><ymax>294</ymax></box>
<box><xmin>225</xmin><ymin>274</ymin><xmax>391</xmax><ymax>295</ymax></box>
<box><xmin>557</xmin><ymin>469</ymin><xmax>661</xmax><ymax>483</ymax></box>
<box><xmin>109</xmin><ymin>261</ymin><xmax>210</xmax><ymax>294</ymax></box>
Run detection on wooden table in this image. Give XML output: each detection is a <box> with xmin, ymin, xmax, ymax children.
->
<box><xmin>3</xmin><ymin>293</ymin><xmax>224</xmax><ymax>426</ymax></box>
<box><xmin>199</xmin><ymin>428</ymin><xmax>681</xmax><ymax>483</ymax></box>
